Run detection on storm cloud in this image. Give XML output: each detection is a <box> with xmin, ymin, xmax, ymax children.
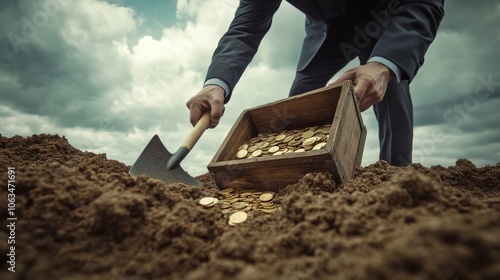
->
<box><xmin>0</xmin><ymin>0</ymin><xmax>498</xmax><ymax>175</ymax></box>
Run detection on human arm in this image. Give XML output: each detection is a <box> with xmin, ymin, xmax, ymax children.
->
<box><xmin>186</xmin><ymin>85</ymin><xmax>225</xmax><ymax>128</ymax></box>
<box><xmin>334</xmin><ymin>0</ymin><xmax>445</xmax><ymax>111</ymax></box>
<box><xmin>187</xmin><ymin>0</ymin><xmax>282</xmax><ymax>127</ymax></box>
<box><xmin>370</xmin><ymin>0</ymin><xmax>445</xmax><ymax>82</ymax></box>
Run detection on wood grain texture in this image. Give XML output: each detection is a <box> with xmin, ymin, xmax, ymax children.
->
<box><xmin>208</xmin><ymin>81</ymin><xmax>366</xmax><ymax>190</ymax></box>
<box><xmin>182</xmin><ymin>112</ymin><xmax>211</xmax><ymax>150</ymax></box>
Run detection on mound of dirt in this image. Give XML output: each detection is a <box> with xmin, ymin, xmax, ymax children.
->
<box><xmin>0</xmin><ymin>134</ymin><xmax>499</xmax><ymax>280</ymax></box>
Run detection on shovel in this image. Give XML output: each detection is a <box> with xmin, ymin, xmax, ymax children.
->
<box><xmin>128</xmin><ymin>112</ymin><xmax>211</xmax><ymax>186</ymax></box>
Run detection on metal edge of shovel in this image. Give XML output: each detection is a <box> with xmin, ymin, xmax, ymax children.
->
<box><xmin>128</xmin><ymin>112</ymin><xmax>211</xmax><ymax>186</ymax></box>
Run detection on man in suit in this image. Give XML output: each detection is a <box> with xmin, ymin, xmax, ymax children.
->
<box><xmin>186</xmin><ymin>0</ymin><xmax>445</xmax><ymax>166</ymax></box>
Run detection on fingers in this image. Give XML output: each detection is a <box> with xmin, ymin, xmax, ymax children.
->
<box><xmin>208</xmin><ymin>100</ymin><xmax>224</xmax><ymax>128</ymax></box>
<box><xmin>354</xmin><ymin>77</ymin><xmax>383</xmax><ymax>112</ymax></box>
<box><xmin>332</xmin><ymin>69</ymin><xmax>354</xmax><ymax>85</ymax></box>
<box><xmin>188</xmin><ymin>102</ymin><xmax>204</xmax><ymax>127</ymax></box>
<box><xmin>334</xmin><ymin>64</ymin><xmax>390</xmax><ymax>112</ymax></box>
<box><xmin>353</xmin><ymin>77</ymin><xmax>370</xmax><ymax>101</ymax></box>
<box><xmin>186</xmin><ymin>85</ymin><xmax>225</xmax><ymax>128</ymax></box>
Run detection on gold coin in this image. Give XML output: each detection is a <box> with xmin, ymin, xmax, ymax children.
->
<box><xmin>313</xmin><ymin>142</ymin><xmax>326</xmax><ymax>150</ymax></box>
<box><xmin>199</xmin><ymin>197</ymin><xmax>215</xmax><ymax>206</ymax></box>
<box><xmin>232</xmin><ymin>202</ymin><xmax>249</xmax><ymax>210</ymax></box>
<box><xmin>273</xmin><ymin>151</ymin><xmax>283</xmax><ymax>156</ymax></box>
<box><xmin>294</xmin><ymin>148</ymin><xmax>305</xmax><ymax>153</ymax></box>
<box><xmin>223</xmin><ymin>193</ymin><xmax>237</xmax><ymax>199</ymax></box>
<box><xmin>220</xmin><ymin>202</ymin><xmax>231</xmax><ymax>209</ymax></box>
<box><xmin>261</xmin><ymin>208</ymin><xmax>277</xmax><ymax>213</ymax></box>
<box><xmin>288</xmin><ymin>139</ymin><xmax>301</xmax><ymax>146</ymax></box>
<box><xmin>266</xmin><ymin>136</ymin><xmax>275</xmax><ymax>142</ymax></box>
<box><xmin>248</xmin><ymin>145</ymin><xmax>258</xmax><ymax>153</ymax></box>
<box><xmin>302</xmin><ymin>137</ymin><xmax>316</xmax><ymax>146</ymax></box>
<box><xmin>220</xmin><ymin>187</ymin><xmax>233</xmax><ymax>193</ymax></box>
<box><xmin>282</xmin><ymin>135</ymin><xmax>294</xmax><ymax>143</ymax></box>
<box><xmin>250</xmin><ymin>138</ymin><xmax>259</xmax><ymax>143</ymax></box>
<box><xmin>238</xmin><ymin>144</ymin><xmax>249</xmax><ymax>150</ymax></box>
<box><xmin>236</xmin><ymin>149</ymin><xmax>248</xmax><ymax>159</ymax></box>
<box><xmin>321</xmin><ymin>127</ymin><xmax>331</xmax><ymax>134</ymax></box>
<box><xmin>268</xmin><ymin>146</ymin><xmax>280</xmax><ymax>153</ymax></box>
<box><xmin>260</xmin><ymin>200</ymin><xmax>274</xmax><ymax>204</ymax></box>
<box><xmin>229</xmin><ymin>211</ymin><xmax>248</xmax><ymax>224</ymax></box>
<box><xmin>269</xmin><ymin>141</ymin><xmax>280</xmax><ymax>147</ymax></box>
<box><xmin>220</xmin><ymin>188</ymin><xmax>234</xmax><ymax>195</ymax></box>
<box><xmin>302</xmin><ymin>131</ymin><xmax>315</xmax><ymax>139</ymax></box>
<box><xmin>260</xmin><ymin>200</ymin><xmax>274</xmax><ymax>205</ymax></box>
<box><xmin>259</xmin><ymin>193</ymin><xmax>274</xmax><ymax>202</ymax></box>
<box><xmin>313</xmin><ymin>132</ymin><xmax>325</xmax><ymax>140</ymax></box>
<box><xmin>257</xmin><ymin>141</ymin><xmax>270</xmax><ymax>149</ymax></box>
<box><xmin>275</xmin><ymin>134</ymin><xmax>286</xmax><ymax>141</ymax></box>
<box><xmin>252</xmin><ymin>149</ymin><xmax>263</xmax><ymax>157</ymax></box>
<box><xmin>221</xmin><ymin>209</ymin><xmax>231</xmax><ymax>214</ymax></box>
<box><xmin>207</xmin><ymin>198</ymin><xmax>219</xmax><ymax>206</ymax></box>
<box><xmin>303</xmin><ymin>145</ymin><xmax>313</xmax><ymax>151</ymax></box>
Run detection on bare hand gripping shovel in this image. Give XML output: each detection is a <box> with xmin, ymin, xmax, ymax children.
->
<box><xmin>128</xmin><ymin>112</ymin><xmax>211</xmax><ymax>186</ymax></box>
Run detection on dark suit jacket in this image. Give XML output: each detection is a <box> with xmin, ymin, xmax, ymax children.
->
<box><xmin>206</xmin><ymin>0</ymin><xmax>445</xmax><ymax>103</ymax></box>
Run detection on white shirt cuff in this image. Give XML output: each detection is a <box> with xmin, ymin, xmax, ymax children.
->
<box><xmin>204</xmin><ymin>78</ymin><xmax>229</xmax><ymax>97</ymax></box>
<box><xmin>368</xmin><ymin>56</ymin><xmax>401</xmax><ymax>83</ymax></box>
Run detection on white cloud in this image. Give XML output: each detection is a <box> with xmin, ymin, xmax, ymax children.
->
<box><xmin>1</xmin><ymin>0</ymin><xmax>499</xmax><ymax>179</ymax></box>
<box><xmin>411</xmin><ymin>30</ymin><xmax>478</xmax><ymax>107</ymax></box>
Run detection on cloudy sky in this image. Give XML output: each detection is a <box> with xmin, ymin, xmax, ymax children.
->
<box><xmin>1</xmin><ymin>0</ymin><xmax>499</xmax><ymax>176</ymax></box>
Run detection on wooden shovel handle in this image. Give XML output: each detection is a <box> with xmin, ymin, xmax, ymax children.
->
<box><xmin>181</xmin><ymin>111</ymin><xmax>211</xmax><ymax>150</ymax></box>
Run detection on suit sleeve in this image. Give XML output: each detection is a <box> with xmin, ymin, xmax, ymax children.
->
<box><xmin>205</xmin><ymin>0</ymin><xmax>282</xmax><ymax>103</ymax></box>
<box><xmin>370</xmin><ymin>0</ymin><xmax>445</xmax><ymax>83</ymax></box>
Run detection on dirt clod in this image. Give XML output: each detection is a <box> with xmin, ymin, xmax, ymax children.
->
<box><xmin>0</xmin><ymin>134</ymin><xmax>499</xmax><ymax>280</ymax></box>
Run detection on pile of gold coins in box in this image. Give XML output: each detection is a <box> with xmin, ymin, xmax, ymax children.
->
<box><xmin>198</xmin><ymin>188</ymin><xmax>277</xmax><ymax>226</ymax></box>
<box><xmin>235</xmin><ymin>124</ymin><xmax>332</xmax><ymax>159</ymax></box>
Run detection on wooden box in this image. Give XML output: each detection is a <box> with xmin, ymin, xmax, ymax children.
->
<box><xmin>207</xmin><ymin>81</ymin><xmax>366</xmax><ymax>191</ymax></box>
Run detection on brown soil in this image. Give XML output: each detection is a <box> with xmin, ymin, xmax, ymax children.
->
<box><xmin>0</xmin><ymin>134</ymin><xmax>499</xmax><ymax>280</ymax></box>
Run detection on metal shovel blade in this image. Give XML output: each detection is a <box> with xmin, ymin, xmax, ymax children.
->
<box><xmin>129</xmin><ymin>135</ymin><xmax>201</xmax><ymax>186</ymax></box>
